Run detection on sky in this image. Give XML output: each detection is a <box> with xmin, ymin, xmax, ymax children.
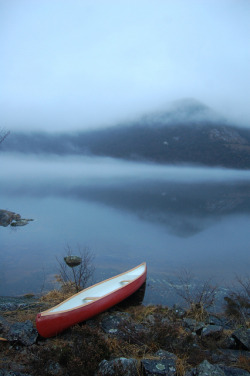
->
<box><xmin>1</xmin><ymin>0</ymin><xmax>250</xmax><ymax>132</ymax></box>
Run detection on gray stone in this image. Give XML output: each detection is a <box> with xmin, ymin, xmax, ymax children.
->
<box><xmin>7</xmin><ymin>320</ymin><xmax>38</xmax><ymax>346</ymax></box>
<box><xmin>220</xmin><ymin>335</ymin><xmax>237</xmax><ymax>349</ymax></box>
<box><xmin>0</xmin><ymin>210</ymin><xmax>21</xmax><ymax>227</ymax></box>
<box><xmin>100</xmin><ymin>312</ymin><xmax>130</xmax><ymax>333</ymax></box>
<box><xmin>220</xmin><ymin>366</ymin><xmax>250</xmax><ymax>375</ymax></box>
<box><xmin>0</xmin><ymin>303</ymin><xmax>26</xmax><ymax>312</ymax></box>
<box><xmin>173</xmin><ymin>304</ymin><xmax>186</xmax><ymax>318</ymax></box>
<box><xmin>97</xmin><ymin>357</ymin><xmax>138</xmax><ymax>376</ymax></box>
<box><xmin>207</xmin><ymin>315</ymin><xmax>234</xmax><ymax>329</ymax></box>
<box><xmin>201</xmin><ymin>325</ymin><xmax>223</xmax><ymax>339</ymax></box>
<box><xmin>154</xmin><ymin>349</ymin><xmax>177</xmax><ymax>361</ymax></box>
<box><xmin>183</xmin><ymin>318</ymin><xmax>205</xmax><ymax>334</ymax></box>
<box><xmin>232</xmin><ymin>329</ymin><xmax>250</xmax><ymax>350</ymax></box>
<box><xmin>141</xmin><ymin>350</ymin><xmax>177</xmax><ymax>375</ymax></box>
<box><xmin>191</xmin><ymin>360</ymin><xmax>225</xmax><ymax>375</ymax></box>
<box><xmin>0</xmin><ymin>371</ymin><xmax>32</xmax><ymax>376</ymax></box>
<box><xmin>210</xmin><ymin>349</ymin><xmax>250</xmax><ymax>363</ymax></box>
<box><xmin>142</xmin><ymin>359</ymin><xmax>176</xmax><ymax>375</ymax></box>
<box><xmin>186</xmin><ymin>360</ymin><xmax>250</xmax><ymax>376</ymax></box>
<box><xmin>0</xmin><ymin>316</ymin><xmax>10</xmax><ymax>335</ymax></box>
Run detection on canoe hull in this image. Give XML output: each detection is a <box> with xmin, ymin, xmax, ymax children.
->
<box><xmin>36</xmin><ymin>263</ymin><xmax>147</xmax><ymax>338</ymax></box>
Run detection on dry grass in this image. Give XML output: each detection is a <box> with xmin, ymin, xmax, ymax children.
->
<box><xmin>235</xmin><ymin>356</ymin><xmax>250</xmax><ymax>373</ymax></box>
<box><xmin>185</xmin><ymin>303</ymin><xmax>208</xmax><ymax>322</ymax></box>
<box><xmin>40</xmin><ymin>284</ymin><xmax>75</xmax><ymax>304</ymax></box>
<box><xmin>107</xmin><ymin>337</ymin><xmax>150</xmax><ymax>359</ymax></box>
<box><xmin>126</xmin><ymin>304</ymin><xmax>169</xmax><ymax>322</ymax></box>
<box><xmin>176</xmin><ymin>356</ymin><xmax>189</xmax><ymax>376</ymax></box>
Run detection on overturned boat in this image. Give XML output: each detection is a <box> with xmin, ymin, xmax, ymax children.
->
<box><xmin>36</xmin><ymin>262</ymin><xmax>147</xmax><ymax>338</ymax></box>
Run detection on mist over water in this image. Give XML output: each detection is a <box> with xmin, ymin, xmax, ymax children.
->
<box><xmin>1</xmin><ymin>153</ymin><xmax>250</xmax><ymax>305</ymax></box>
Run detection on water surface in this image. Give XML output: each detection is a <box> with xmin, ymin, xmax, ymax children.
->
<box><xmin>1</xmin><ymin>154</ymin><xmax>250</xmax><ymax>306</ymax></box>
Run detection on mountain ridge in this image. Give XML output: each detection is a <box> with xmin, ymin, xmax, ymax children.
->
<box><xmin>2</xmin><ymin>100</ymin><xmax>250</xmax><ymax>169</ymax></box>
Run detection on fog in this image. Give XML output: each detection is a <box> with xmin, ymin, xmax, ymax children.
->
<box><xmin>2</xmin><ymin>154</ymin><xmax>250</xmax><ymax>185</ymax></box>
<box><xmin>1</xmin><ymin>154</ymin><xmax>250</xmax><ymax>300</ymax></box>
<box><xmin>1</xmin><ymin>0</ymin><xmax>250</xmax><ymax>131</ymax></box>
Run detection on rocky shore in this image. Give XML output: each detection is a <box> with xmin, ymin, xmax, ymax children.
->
<box><xmin>0</xmin><ymin>295</ymin><xmax>249</xmax><ymax>376</ymax></box>
<box><xmin>0</xmin><ymin>210</ymin><xmax>33</xmax><ymax>227</ymax></box>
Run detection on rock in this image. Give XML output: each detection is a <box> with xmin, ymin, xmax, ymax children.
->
<box><xmin>0</xmin><ymin>316</ymin><xmax>10</xmax><ymax>335</ymax></box>
<box><xmin>100</xmin><ymin>312</ymin><xmax>132</xmax><ymax>337</ymax></box>
<box><xmin>0</xmin><ymin>303</ymin><xmax>26</xmax><ymax>312</ymax></box>
<box><xmin>0</xmin><ymin>210</ymin><xmax>21</xmax><ymax>227</ymax></box>
<box><xmin>201</xmin><ymin>325</ymin><xmax>223</xmax><ymax>339</ymax></box>
<box><xmin>45</xmin><ymin>361</ymin><xmax>62</xmax><ymax>375</ymax></box>
<box><xmin>183</xmin><ymin>318</ymin><xmax>205</xmax><ymax>334</ymax></box>
<box><xmin>185</xmin><ymin>360</ymin><xmax>250</xmax><ymax>376</ymax></box>
<box><xmin>64</xmin><ymin>255</ymin><xmax>82</xmax><ymax>267</ymax></box>
<box><xmin>141</xmin><ymin>350</ymin><xmax>177</xmax><ymax>375</ymax></box>
<box><xmin>218</xmin><ymin>349</ymin><xmax>250</xmax><ymax>363</ymax></box>
<box><xmin>207</xmin><ymin>315</ymin><xmax>235</xmax><ymax>329</ymax></box>
<box><xmin>10</xmin><ymin>219</ymin><xmax>29</xmax><ymax>227</ymax></box>
<box><xmin>232</xmin><ymin>329</ymin><xmax>250</xmax><ymax>350</ymax></box>
<box><xmin>187</xmin><ymin>360</ymin><xmax>225</xmax><ymax>375</ymax></box>
<box><xmin>220</xmin><ymin>335</ymin><xmax>237</xmax><ymax>349</ymax></box>
<box><xmin>220</xmin><ymin>366</ymin><xmax>250</xmax><ymax>375</ymax></box>
<box><xmin>173</xmin><ymin>304</ymin><xmax>186</xmax><ymax>318</ymax></box>
<box><xmin>209</xmin><ymin>349</ymin><xmax>250</xmax><ymax>364</ymax></box>
<box><xmin>7</xmin><ymin>320</ymin><xmax>38</xmax><ymax>346</ymax></box>
<box><xmin>154</xmin><ymin>350</ymin><xmax>177</xmax><ymax>361</ymax></box>
<box><xmin>0</xmin><ymin>371</ymin><xmax>32</xmax><ymax>376</ymax></box>
<box><xmin>97</xmin><ymin>357</ymin><xmax>138</xmax><ymax>376</ymax></box>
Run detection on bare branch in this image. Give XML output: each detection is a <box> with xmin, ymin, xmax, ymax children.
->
<box><xmin>168</xmin><ymin>269</ymin><xmax>218</xmax><ymax>314</ymax></box>
<box><xmin>0</xmin><ymin>129</ymin><xmax>10</xmax><ymax>144</ymax></box>
<box><xmin>56</xmin><ymin>244</ymin><xmax>95</xmax><ymax>293</ymax></box>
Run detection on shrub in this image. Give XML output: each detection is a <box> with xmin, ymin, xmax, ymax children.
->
<box><xmin>224</xmin><ymin>276</ymin><xmax>250</xmax><ymax>326</ymax></box>
<box><xmin>31</xmin><ymin>325</ymin><xmax>110</xmax><ymax>376</ymax></box>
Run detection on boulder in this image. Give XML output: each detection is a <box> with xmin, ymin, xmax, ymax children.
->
<box><xmin>100</xmin><ymin>312</ymin><xmax>131</xmax><ymax>336</ymax></box>
<box><xmin>141</xmin><ymin>350</ymin><xmax>177</xmax><ymax>376</ymax></box>
<box><xmin>186</xmin><ymin>360</ymin><xmax>225</xmax><ymax>375</ymax></box>
<box><xmin>97</xmin><ymin>358</ymin><xmax>138</xmax><ymax>376</ymax></box>
<box><xmin>183</xmin><ymin>318</ymin><xmax>205</xmax><ymax>334</ymax></box>
<box><xmin>7</xmin><ymin>320</ymin><xmax>38</xmax><ymax>346</ymax></box>
<box><xmin>220</xmin><ymin>365</ymin><xmax>250</xmax><ymax>375</ymax></box>
<box><xmin>232</xmin><ymin>328</ymin><xmax>250</xmax><ymax>350</ymax></box>
<box><xmin>185</xmin><ymin>360</ymin><xmax>250</xmax><ymax>376</ymax></box>
<box><xmin>0</xmin><ymin>371</ymin><xmax>32</xmax><ymax>376</ymax></box>
<box><xmin>0</xmin><ymin>303</ymin><xmax>26</xmax><ymax>312</ymax></box>
<box><xmin>0</xmin><ymin>210</ymin><xmax>21</xmax><ymax>227</ymax></box>
<box><xmin>0</xmin><ymin>316</ymin><xmax>10</xmax><ymax>336</ymax></box>
<box><xmin>201</xmin><ymin>325</ymin><xmax>223</xmax><ymax>339</ymax></box>
<box><xmin>207</xmin><ymin>315</ymin><xmax>235</xmax><ymax>329</ymax></box>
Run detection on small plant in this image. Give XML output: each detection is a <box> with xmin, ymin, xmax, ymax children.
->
<box><xmin>176</xmin><ymin>356</ymin><xmax>189</xmax><ymax>376</ymax></box>
<box><xmin>224</xmin><ymin>275</ymin><xmax>250</xmax><ymax>326</ymax></box>
<box><xmin>169</xmin><ymin>269</ymin><xmax>218</xmax><ymax>320</ymax></box>
<box><xmin>65</xmin><ymin>325</ymin><xmax>111</xmax><ymax>376</ymax></box>
<box><xmin>56</xmin><ymin>244</ymin><xmax>95</xmax><ymax>293</ymax></box>
<box><xmin>31</xmin><ymin>325</ymin><xmax>110</xmax><ymax>376</ymax></box>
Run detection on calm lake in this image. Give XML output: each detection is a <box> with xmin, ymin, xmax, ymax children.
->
<box><xmin>1</xmin><ymin>153</ymin><xmax>250</xmax><ymax>306</ymax></box>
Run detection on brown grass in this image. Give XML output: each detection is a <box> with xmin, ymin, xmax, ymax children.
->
<box><xmin>235</xmin><ymin>356</ymin><xmax>250</xmax><ymax>373</ymax></box>
<box><xmin>126</xmin><ymin>304</ymin><xmax>169</xmax><ymax>322</ymax></box>
<box><xmin>176</xmin><ymin>356</ymin><xmax>189</xmax><ymax>376</ymax></box>
<box><xmin>185</xmin><ymin>303</ymin><xmax>208</xmax><ymax>322</ymax></box>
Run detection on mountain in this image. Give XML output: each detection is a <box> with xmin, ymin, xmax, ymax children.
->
<box><xmin>2</xmin><ymin>99</ymin><xmax>250</xmax><ymax>169</ymax></box>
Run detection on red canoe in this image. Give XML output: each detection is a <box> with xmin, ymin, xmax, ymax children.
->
<box><xmin>36</xmin><ymin>262</ymin><xmax>147</xmax><ymax>338</ymax></box>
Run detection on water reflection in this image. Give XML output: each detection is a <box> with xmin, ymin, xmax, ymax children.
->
<box><xmin>1</xmin><ymin>155</ymin><xmax>250</xmax><ymax>301</ymax></box>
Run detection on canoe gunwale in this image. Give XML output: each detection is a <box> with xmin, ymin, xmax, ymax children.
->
<box><xmin>39</xmin><ymin>262</ymin><xmax>146</xmax><ymax>317</ymax></box>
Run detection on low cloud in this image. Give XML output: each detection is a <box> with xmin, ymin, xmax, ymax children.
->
<box><xmin>0</xmin><ymin>0</ymin><xmax>250</xmax><ymax>131</ymax></box>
